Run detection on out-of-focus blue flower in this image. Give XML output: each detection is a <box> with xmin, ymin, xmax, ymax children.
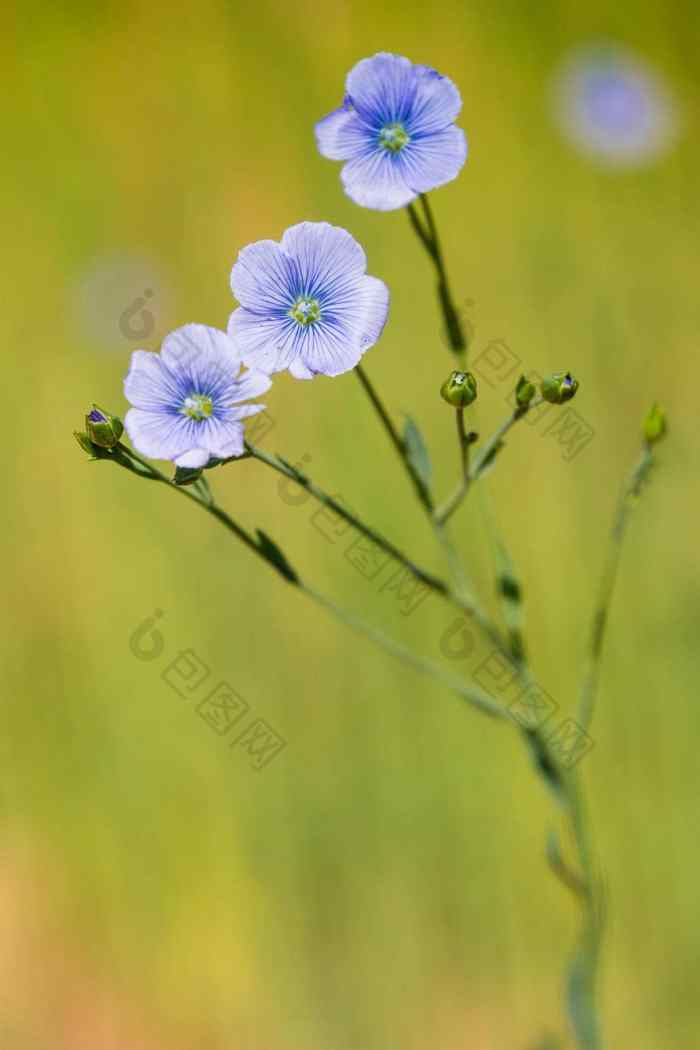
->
<box><xmin>124</xmin><ymin>324</ymin><xmax>271</xmax><ymax>468</ymax></box>
<box><xmin>228</xmin><ymin>222</ymin><xmax>389</xmax><ymax>379</ymax></box>
<box><xmin>552</xmin><ymin>45</ymin><xmax>680</xmax><ymax>168</ymax></box>
<box><xmin>315</xmin><ymin>52</ymin><xmax>467</xmax><ymax>210</ymax></box>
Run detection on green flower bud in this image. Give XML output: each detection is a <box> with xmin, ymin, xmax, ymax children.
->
<box><xmin>440</xmin><ymin>370</ymin><xmax>477</xmax><ymax>408</ymax></box>
<box><xmin>85</xmin><ymin>405</ymin><xmax>124</xmax><ymax>448</ymax></box>
<box><xmin>74</xmin><ymin>431</ymin><xmax>97</xmax><ymax>457</ymax></box>
<box><xmin>515</xmin><ymin>374</ymin><xmax>536</xmax><ymax>406</ymax></box>
<box><xmin>643</xmin><ymin>403</ymin><xmax>666</xmax><ymax>445</ymax></box>
<box><xmin>541</xmin><ymin>372</ymin><xmax>579</xmax><ymax>405</ymax></box>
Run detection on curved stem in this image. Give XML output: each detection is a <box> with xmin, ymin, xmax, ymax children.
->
<box><xmin>243</xmin><ymin>442</ymin><xmax>518</xmax><ymax>672</ymax></box>
<box><xmin>478</xmin><ymin>484</ymin><xmax>526</xmax><ymax>665</ymax></box>
<box><xmin>354</xmin><ymin>362</ymin><xmax>433</xmax><ymax>512</ymax></box>
<box><xmin>577</xmin><ymin>445</ymin><xmax>654</xmax><ymax>732</ymax></box>
<box><xmin>353</xmin><ymin>360</ymin><xmax>477</xmax><ymax>601</ymax></box>
<box><xmin>115</xmin><ymin>443</ymin><xmax>507</xmax><ymax>724</ymax></box>
<box><xmin>302</xmin><ymin>585</ymin><xmax>509</xmax><ymax>721</ymax></box>
<box><xmin>434</xmin><ymin>398</ymin><xmax>544</xmax><ymax>525</ymax></box>
<box><xmin>407</xmin><ymin>193</ymin><xmax>467</xmax><ymax>356</ymax></box>
<box><xmin>245</xmin><ymin>441</ymin><xmax>445</xmax><ymax>594</ymax></box>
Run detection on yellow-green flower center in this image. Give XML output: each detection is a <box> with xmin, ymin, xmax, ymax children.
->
<box><xmin>379</xmin><ymin>122</ymin><xmax>410</xmax><ymax>153</ymax></box>
<box><xmin>182</xmin><ymin>393</ymin><xmax>214</xmax><ymax>421</ymax></box>
<box><xmin>289</xmin><ymin>296</ymin><xmax>321</xmax><ymax>326</ymax></box>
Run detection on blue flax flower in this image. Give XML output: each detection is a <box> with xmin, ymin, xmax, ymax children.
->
<box><xmin>553</xmin><ymin>45</ymin><xmax>680</xmax><ymax>168</ymax></box>
<box><xmin>228</xmin><ymin>222</ymin><xmax>389</xmax><ymax>379</ymax></box>
<box><xmin>124</xmin><ymin>324</ymin><xmax>271</xmax><ymax>468</ymax></box>
<box><xmin>315</xmin><ymin>52</ymin><xmax>467</xmax><ymax>211</ymax></box>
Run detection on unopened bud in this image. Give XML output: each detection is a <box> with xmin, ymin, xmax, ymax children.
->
<box><xmin>541</xmin><ymin>372</ymin><xmax>578</xmax><ymax>405</ymax></box>
<box><xmin>85</xmin><ymin>405</ymin><xmax>124</xmax><ymax>448</ymax></box>
<box><xmin>643</xmin><ymin>403</ymin><xmax>666</xmax><ymax>445</ymax></box>
<box><xmin>74</xmin><ymin>431</ymin><xmax>97</xmax><ymax>457</ymax></box>
<box><xmin>440</xmin><ymin>370</ymin><xmax>477</xmax><ymax>408</ymax></box>
<box><xmin>515</xmin><ymin>374</ymin><xmax>536</xmax><ymax>407</ymax></box>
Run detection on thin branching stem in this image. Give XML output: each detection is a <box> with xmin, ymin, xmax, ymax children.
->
<box><xmin>406</xmin><ymin>193</ymin><xmax>467</xmax><ymax>355</ymax></box>
<box><xmin>113</xmin><ymin>443</ymin><xmax>508</xmax><ymax>724</ymax></box>
<box><xmin>244</xmin><ymin>442</ymin><xmax>512</xmax><ymax>663</ymax></box>
<box><xmin>354</xmin><ymin>361</ymin><xmax>433</xmax><ymax>512</ymax></box>
<box><xmin>353</xmin><ymin>360</ymin><xmax>476</xmax><ymax>604</ymax></box>
<box><xmin>578</xmin><ymin>443</ymin><xmax>655</xmax><ymax>733</ymax></box>
<box><xmin>434</xmin><ymin>398</ymin><xmax>544</xmax><ymax>524</ymax></box>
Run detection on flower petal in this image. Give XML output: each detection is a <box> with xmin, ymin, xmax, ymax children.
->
<box><xmin>315</xmin><ymin>106</ymin><xmax>372</xmax><ymax>160</ymax></box>
<box><xmin>226</xmin><ymin>403</ymin><xmax>266</xmax><ymax>421</ymax></box>
<box><xmin>230</xmin><ymin>240</ymin><xmax>297</xmax><ymax>311</ymax></box>
<box><xmin>161</xmin><ymin>324</ymin><xmax>241</xmax><ymax>374</ymax></box>
<box><xmin>295</xmin><ymin>323</ymin><xmax>365</xmax><ymax>377</ymax></box>
<box><xmin>288</xmin><ymin>358</ymin><xmax>316</xmax><ymax>380</ymax></box>
<box><xmin>341</xmin><ymin>151</ymin><xmax>416</xmax><ymax>210</ymax></box>
<box><xmin>124</xmin><ymin>350</ymin><xmax>178</xmax><ymax>411</ymax></box>
<box><xmin>204</xmin><ymin>417</ymin><xmax>247</xmax><ymax>458</ymax></box>
<box><xmin>400</xmin><ymin>126</ymin><xmax>467</xmax><ymax>193</ymax></box>
<box><xmin>408</xmin><ymin>66</ymin><xmax>463</xmax><ymax>135</ymax></box>
<box><xmin>346</xmin><ymin>52</ymin><xmax>416</xmax><ymax>124</ymax></box>
<box><xmin>231</xmin><ymin>369</ymin><xmax>273</xmax><ymax>402</ymax></box>
<box><xmin>124</xmin><ymin>407</ymin><xmax>191</xmax><ymax>461</ymax></box>
<box><xmin>280</xmin><ymin>222</ymin><xmax>367</xmax><ymax>296</ymax></box>
<box><xmin>228</xmin><ymin>307</ymin><xmax>301</xmax><ymax>375</ymax></box>
<box><xmin>354</xmin><ymin>275</ymin><xmax>390</xmax><ymax>350</ymax></box>
<box><xmin>174</xmin><ymin>447</ymin><xmax>211</xmax><ymax>469</ymax></box>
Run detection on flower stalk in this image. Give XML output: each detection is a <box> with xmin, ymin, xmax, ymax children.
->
<box><xmin>407</xmin><ymin>193</ymin><xmax>467</xmax><ymax>355</ymax></box>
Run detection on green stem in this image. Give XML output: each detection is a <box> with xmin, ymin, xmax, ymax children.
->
<box><xmin>434</xmin><ymin>398</ymin><xmax>543</xmax><ymax>525</ymax></box>
<box><xmin>108</xmin><ymin>440</ymin><xmax>598</xmax><ymax>1043</ymax></box>
<box><xmin>457</xmin><ymin>407</ymin><xmax>470</xmax><ymax>482</ymax></box>
<box><xmin>478</xmin><ymin>485</ymin><xmax>526</xmax><ymax>665</ymax></box>
<box><xmin>302</xmin><ymin>585</ymin><xmax>508</xmax><ymax>721</ymax></box>
<box><xmin>354</xmin><ymin>362</ymin><xmax>433</xmax><ymax>512</ymax></box>
<box><xmin>119</xmin><ymin>444</ymin><xmax>268</xmax><ymax>564</ymax></box>
<box><xmin>563</xmin><ymin>770</ymin><xmax>605</xmax><ymax>1050</ymax></box>
<box><xmin>577</xmin><ymin>444</ymin><xmax>655</xmax><ymax>733</ymax></box>
<box><xmin>245</xmin><ymin>442</ymin><xmax>446</xmax><ymax>595</ymax></box>
<box><xmin>407</xmin><ymin>194</ymin><xmax>467</xmax><ymax>356</ymax></box>
<box><xmin>115</xmin><ymin>444</ymin><xmax>507</xmax><ymax>724</ymax></box>
<box><xmin>245</xmin><ymin>442</ymin><xmax>504</xmax><ymax>657</ymax></box>
<box><xmin>354</xmin><ymin>360</ymin><xmax>478</xmax><ymax>602</ymax></box>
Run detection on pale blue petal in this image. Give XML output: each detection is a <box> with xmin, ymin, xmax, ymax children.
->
<box><xmin>288</xmin><ymin>358</ymin><xmax>316</xmax><ymax>380</ymax></box>
<box><xmin>353</xmin><ymin>274</ymin><xmax>390</xmax><ymax>350</ymax></box>
<box><xmin>123</xmin><ymin>350</ymin><xmax>178</xmax><ymax>410</ymax></box>
<box><xmin>125</xmin><ymin>408</ymin><xmax>191</xmax><ymax>461</ymax></box>
<box><xmin>346</xmin><ymin>52</ymin><xmax>416</xmax><ymax>124</ymax></box>
<box><xmin>174</xmin><ymin>447</ymin><xmax>211</xmax><ymax>468</ymax></box>
<box><xmin>294</xmin><ymin>274</ymin><xmax>389</xmax><ymax>377</ymax></box>
<box><xmin>227</xmin><ymin>403</ymin><xmax>266</xmax><ymax>421</ymax></box>
<box><xmin>230</xmin><ymin>240</ymin><xmax>297</xmax><ymax>311</ymax></box>
<box><xmin>228</xmin><ymin>308</ymin><xmax>300</xmax><ymax>375</ymax></box>
<box><xmin>161</xmin><ymin>324</ymin><xmax>241</xmax><ymax>374</ymax></box>
<box><xmin>231</xmin><ymin>369</ymin><xmax>273</xmax><ymax>402</ymax></box>
<box><xmin>315</xmin><ymin>106</ymin><xmax>372</xmax><ymax>160</ymax></box>
<box><xmin>280</xmin><ymin>222</ymin><xmax>367</xmax><ymax>295</ymax></box>
<box><xmin>400</xmin><ymin>125</ymin><xmax>468</xmax><ymax>193</ymax></box>
<box><xmin>204</xmin><ymin>418</ymin><xmax>246</xmax><ymax>458</ymax></box>
<box><xmin>409</xmin><ymin>66</ymin><xmax>463</xmax><ymax>135</ymax></box>
<box><xmin>294</xmin><ymin>324</ymin><xmax>365</xmax><ymax>377</ymax></box>
<box><xmin>341</xmin><ymin>151</ymin><xmax>416</xmax><ymax>210</ymax></box>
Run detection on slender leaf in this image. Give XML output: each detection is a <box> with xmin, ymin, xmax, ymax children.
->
<box><xmin>403</xmin><ymin>415</ymin><xmax>432</xmax><ymax>492</ymax></box>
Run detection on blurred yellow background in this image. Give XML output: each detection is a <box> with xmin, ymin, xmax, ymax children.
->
<box><xmin>2</xmin><ymin>1</ymin><xmax>698</xmax><ymax>1047</ymax></box>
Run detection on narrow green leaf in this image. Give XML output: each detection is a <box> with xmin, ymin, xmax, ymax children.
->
<box><xmin>403</xmin><ymin>415</ymin><xmax>432</xmax><ymax>491</ymax></box>
<box><xmin>474</xmin><ymin>440</ymin><xmax>505</xmax><ymax>479</ymax></box>
<box><xmin>255</xmin><ymin>529</ymin><xmax>299</xmax><ymax>584</ymax></box>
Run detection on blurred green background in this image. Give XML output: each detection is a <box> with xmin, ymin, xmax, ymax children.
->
<box><xmin>2</xmin><ymin>1</ymin><xmax>698</xmax><ymax>1047</ymax></box>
